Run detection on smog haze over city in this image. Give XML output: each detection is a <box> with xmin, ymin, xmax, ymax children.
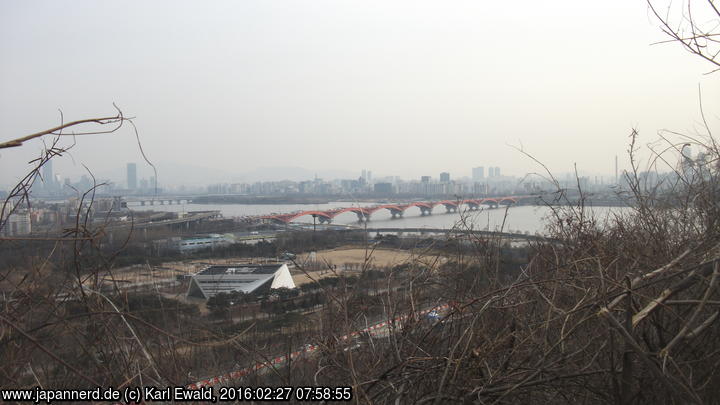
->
<box><xmin>2</xmin><ymin>0</ymin><xmax>719</xmax><ymax>191</ymax></box>
<box><xmin>4</xmin><ymin>2</ymin><xmax>720</xmax><ymax>401</ymax></box>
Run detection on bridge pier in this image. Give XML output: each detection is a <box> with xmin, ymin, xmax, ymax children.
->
<box><xmin>253</xmin><ymin>196</ymin><xmax>528</xmax><ymax>225</ymax></box>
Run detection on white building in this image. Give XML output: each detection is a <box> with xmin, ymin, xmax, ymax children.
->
<box><xmin>1</xmin><ymin>210</ymin><xmax>31</xmax><ymax>237</ymax></box>
<box><xmin>177</xmin><ymin>234</ymin><xmax>233</xmax><ymax>253</ymax></box>
<box><xmin>187</xmin><ymin>263</ymin><xmax>295</xmax><ymax>299</ymax></box>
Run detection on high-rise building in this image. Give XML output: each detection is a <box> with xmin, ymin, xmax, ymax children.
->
<box><xmin>421</xmin><ymin>176</ymin><xmax>431</xmax><ymax>183</ymax></box>
<box><xmin>127</xmin><ymin>163</ymin><xmax>137</xmax><ymax>190</ymax></box>
<box><xmin>494</xmin><ymin>167</ymin><xmax>501</xmax><ymax>177</ymax></box>
<box><xmin>1</xmin><ymin>210</ymin><xmax>31</xmax><ymax>237</ymax></box>
<box><xmin>439</xmin><ymin>172</ymin><xmax>450</xmax><ymax>183</ymax></box>
<box><xmin>373</xmin><ymin>183</ymin><xmax>393</xmax><ymax>194</ymax></box>
<box><xmin>488</xmin><ymin>167</ymin><xmax>495</xmax><ymax>177</ymax></box>
<box><xmin>42</xmin><ymin>160</ymin><xmax>54</xmax><ymax>191</ymax></box>
<box><xmin>472</xmin><ymin>167</ymin><xmax>484</xmax><ymax>181</ymax></box>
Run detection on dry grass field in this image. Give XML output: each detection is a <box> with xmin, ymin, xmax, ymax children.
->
<box><xmin>291</xmin><ymin>246</ymin><xmax>445</xmax><ymax>285</ymax></box>
<box><xmin>90</xmin><ymin>246</ymin><xmax>445</xmax><ymax>289</ymax></box>
<box><xmin>295</xmin><ymin>246</ymin><xmax>443</xmax><ymax>268</ymax></box>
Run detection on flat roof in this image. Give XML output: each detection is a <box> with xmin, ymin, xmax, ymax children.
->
<box><xmin>197</xmin><ymin>264</ymin><xmax>283</xmax><ymax>276</ymax></box>
<box><xmin>182</xmin><ymin>234</ymin><xmax>225</xmax><ymax>241</ymax></box>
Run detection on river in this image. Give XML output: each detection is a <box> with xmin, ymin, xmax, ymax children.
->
<box><xmin>130</xmin><ymin>202</ymin><xmax>628</xmax><ymax>235</ymax></box>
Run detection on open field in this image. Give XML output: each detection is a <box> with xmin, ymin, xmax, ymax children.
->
<box><xmin>291</xmin><ymin>246</ymin><xmax>446</xmax><ymax>285</ymax></box>
<box><xmin>83</xmin><ymin>246</ymin><xmax>445</xmax><ymax>291</ymax></box>
<box><xmin>295</xmin><ymin>246</ymin><xmax>444</xmax><ymax>268</ymax></box>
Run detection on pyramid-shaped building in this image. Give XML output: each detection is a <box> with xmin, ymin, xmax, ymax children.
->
<box><xmin>187</xmin><ymin>263</ymin><xmax>295</xmax><ymax>299</ymax></box>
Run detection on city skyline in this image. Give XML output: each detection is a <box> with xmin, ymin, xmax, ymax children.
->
<box><xmin>1</xmin><ymin>150</ymin><xmax>631</xmax><ymax>191</ymax></box>
<box><xmin>26</xmin><ymin>156</ymin><xmax>656</xmax><ymax>199</ymax></box>
<box><xmin>25</xmin><ymin>159</ymin><xmax>631</xmax><ymax>195</ymax></box>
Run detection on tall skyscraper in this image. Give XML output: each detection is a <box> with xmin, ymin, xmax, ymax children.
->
<box><xmin>127</xmin><ymin>163</ymin><xmax>137</xmax><ymax>190</ymax></box>
<box><xmin>42</xmin><ymin>160</ymin><xmax>53</xmax><ymax>183</ymax></box>
<box><xmin>41</xmin><ymin>159</ymin><xmax>55</xmax><ymax>192</ymax></box>
<box><xmin>439</xmin><ymin>172</ymin><xmax>450</xmax><ymax>183</ymax></box>
<box><xmin>488</xmin><ymin>167</ymin><xmax>495</xmax><ymax>177</ymax></box>
<box><xmin>494</xmin><ymin>167</ymin><xmax>501</xmax><ymax>177</ymax></box>
<box><xmin>472</xmin><ymin>167</ymin><xmax>484</xmax><ymax>181</ymax></box>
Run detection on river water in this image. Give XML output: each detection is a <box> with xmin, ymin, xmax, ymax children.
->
<box><xmin>130</xmin><ymin>202</ymin><xmax>628</xmax><ymax>235</ymax></box>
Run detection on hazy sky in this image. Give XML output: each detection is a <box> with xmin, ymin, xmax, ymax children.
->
<box><xmin>1</xmin><ymin>1</ymin><xmax>718</xmax><ymax>188</ymax></box>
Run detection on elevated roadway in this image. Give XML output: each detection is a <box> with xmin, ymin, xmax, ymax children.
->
<box><xmin>104</xmin><ymin>211</ymin><xmax>222</xmax><ymax>231</ymax></box>
<box><xmin>360</xmin><ymin>227</ymin><xmax>554</xmax><ymax>243</ymax></box>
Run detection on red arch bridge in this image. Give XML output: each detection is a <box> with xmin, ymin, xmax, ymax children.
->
<box><xmin>260</xmin><ymin>195</ymin><xmax>537</xmax><ymax>224</ymax></box>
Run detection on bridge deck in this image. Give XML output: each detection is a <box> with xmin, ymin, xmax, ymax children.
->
<box><xmin>259</xmin><ymin>196</ymin><xmax>538</xmax><ymax>223</ymax></box>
